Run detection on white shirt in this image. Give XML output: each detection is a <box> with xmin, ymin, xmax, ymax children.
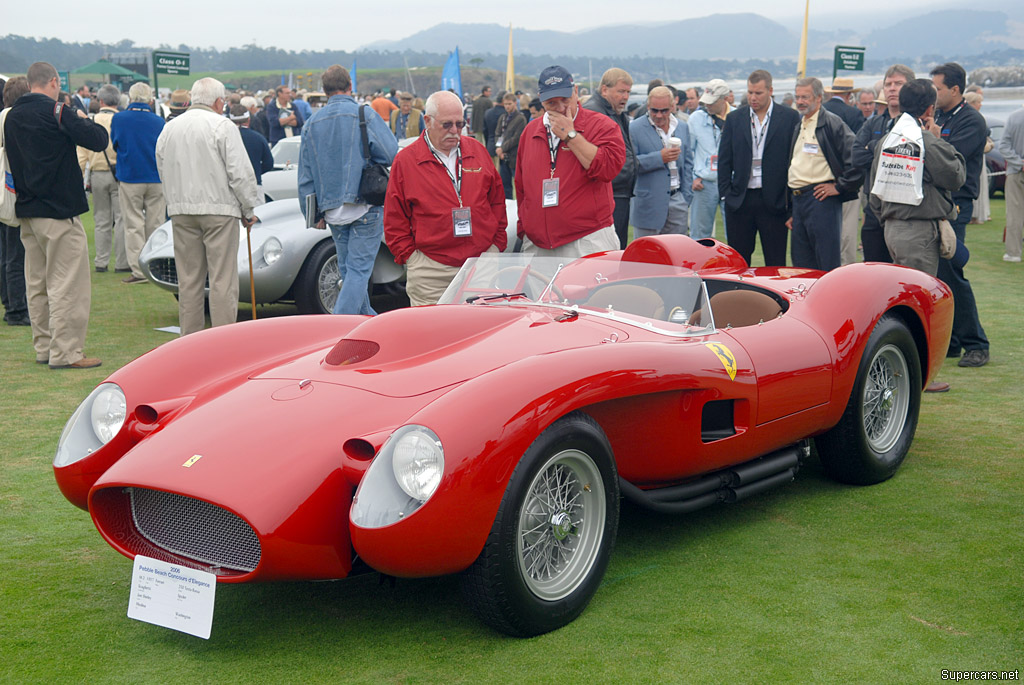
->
<box><xmin>649</xmin><ymin>113</ymin><xmax>681</xmax><ymax>188</ymax></box>
<box><xmin>748</xmin><ymin>100</ymin><xmax>775</xmax><ymax>190</ymax></box>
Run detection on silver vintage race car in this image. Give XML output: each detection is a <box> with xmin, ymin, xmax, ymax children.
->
<box><xmin>138</xmin><ymin>198</ymin><xmax>521</xmax><ymax>315</ymax></box>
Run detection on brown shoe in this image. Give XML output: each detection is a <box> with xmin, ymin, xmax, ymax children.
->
<box><xmin>50</xmin><ymin>357</ymin><xmax>102</xmax><ymax>370</ymax></box>
<box><xmin>925</xmin><ymin>381</ymin><xmax>950</xmax><ymax>393</ymax></box>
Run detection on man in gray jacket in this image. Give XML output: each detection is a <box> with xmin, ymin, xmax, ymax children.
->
<box><xmin>868</xmin><ymin>79</ymin><xmax>965</xmax><ymax>277</ymax></box>
<box><xmin>156</xmin><ymin>77</ymin><xmax>260</xmax><ymax>336</ymax></box>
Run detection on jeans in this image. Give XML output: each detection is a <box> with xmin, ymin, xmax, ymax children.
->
<box><xmin>1</xmin><ymin>222</ymin><xmax>28</xmax><ymax>320</ymax></box>
<box><xmin>689</xmin><ymin>183</ymin><xmax>726</xmax><ymax>241</ymax></box>
<box><xmin>329</xmin><ymin>206</ymin><xmax>382</xmax><ymax>316</ymax></box>
<box><xmin>937</xmin><ymin>199</ymin><xmax>989</xmax><ymax>353</ymax></box>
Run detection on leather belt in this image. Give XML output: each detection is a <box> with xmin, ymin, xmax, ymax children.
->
<box><xmin>791</xmin><ymin>185</ymin><xmax>816</xmax><ymax>196</ymax></box>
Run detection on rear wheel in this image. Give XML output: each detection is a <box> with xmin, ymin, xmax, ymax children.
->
<box><xmin>816</xmin><ymin>314</ymin><xmax>922</xmax><ymax>485</ymax></box>
<box><xmin>295</xmin><ymin>241</ymin><xmax>339</xmax><ymax>315</ymax></box>
<box><xmin>461</xmin><ymin>412</ymin><xmax>618</xmax><ymax>637</ymax></box>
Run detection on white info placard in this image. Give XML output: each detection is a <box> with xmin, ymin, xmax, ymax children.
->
<box><xmin>127</xmin><ymin>555</ymin><xmax>217</xmax><ymax>639</ymax></box>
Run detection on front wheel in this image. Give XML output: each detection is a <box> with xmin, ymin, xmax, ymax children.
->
<box><xmin>816</xmin><ymin>314</ymin><xmax>922</xmax><ymax>485</ymax></box>
<box><xmin>461</xmin><ymin>412</ymin><xmax>619</xmax><ymax>636</ymax></box>
<box><xmin>295</xmin><ymin>240</ymin><xmax>339</xmax><ymax>315</ymax></box>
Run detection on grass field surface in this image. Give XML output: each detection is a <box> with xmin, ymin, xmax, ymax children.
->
<box><xmin>1</xmin><ymin>201</ymin><xmax>1021</xmax><ymax>682</ymax></box>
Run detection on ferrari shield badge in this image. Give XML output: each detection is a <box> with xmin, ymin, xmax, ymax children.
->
<box><xmin>705</xmin><ymin>343</ymin><xmax>737</xmax><ymax>380</ymax></box>
<box><xmin>182</xmin><ymin>455</ymin><xmax>203</xmax><ymax>468</ymax></box>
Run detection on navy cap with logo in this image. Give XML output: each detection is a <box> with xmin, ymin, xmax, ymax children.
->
<box><xmin>538</xmin><ymin>66</ymin><xmax>574</xmax><ymax>102</ymax></box>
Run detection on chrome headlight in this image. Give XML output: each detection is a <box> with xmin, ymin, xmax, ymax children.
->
<box><xmin>262</xmin><ymin>237</ymin><xmax>283</xmax><ymax>266</ymax></box>
<box><xmin>148</xmin><ymin>228</ymin><xmax>169</xmax><ymax>251</ymax></box>
<box><xmin>351</xmin><ymin>425</ymin><xmax>444</xmax><ymax>528</ymax></box>
<box><xmin>55</xmin><ymin>383</ymin><xmax>126</xmax><ymax>467</ymax></box>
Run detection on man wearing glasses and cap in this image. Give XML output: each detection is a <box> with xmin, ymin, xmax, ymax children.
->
<box><xmin>384</xmin><ymin>91</ymin><xmax>507</xmax><ymax>306</ymax></box>
<box><xmin>515</xmin><ymin>65</ymin><xmax>625</xmax><ymax>258</ymax></box>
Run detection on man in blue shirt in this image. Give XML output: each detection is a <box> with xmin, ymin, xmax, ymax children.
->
<box><xmin>110</xmin><ymin>82</ymin><xmax>165</xmax><ymax>284</ymax></box>
<box><xmin>230</xmin><ymin>105</ymin><xmax>274</xmax><ymax>198</ymax></box>
<box><xmin>688</xmin><ymin>79</ymin><xmax>730</xmax><ymax>241</ymax></box>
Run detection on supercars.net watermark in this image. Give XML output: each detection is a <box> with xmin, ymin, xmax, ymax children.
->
<box><xmin>941</xmin><ymin>671</ymin><xmax>1019</xmax><ymax>681</ymax></box>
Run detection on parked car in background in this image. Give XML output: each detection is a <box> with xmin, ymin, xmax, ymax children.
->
<box><xmin>985</xmin><ymin>117</ymin><xmax>1006</xmax><ymax>198</ymax></box>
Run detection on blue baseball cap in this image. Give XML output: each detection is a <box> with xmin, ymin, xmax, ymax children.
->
<box><xmin>538</xmin><ymin>66</ymin><xmax>574</xmax><ymax>101</ymax></box>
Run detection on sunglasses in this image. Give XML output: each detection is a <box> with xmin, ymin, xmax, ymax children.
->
<box><xmin>649</xmin><ymin>107</ymin><xmax>671</xmax><ymax>114</ymax></box>
<box><xmin>439</xmin><ymin>120</ymin><xmax>466</xmax><ymax>130</ymax></box>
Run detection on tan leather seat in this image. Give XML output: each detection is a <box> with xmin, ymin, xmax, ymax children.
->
<box><xmin>706</xmin><ymin>289</ymin><xmax>782</xmax><ymax>328</ymax></box>
<box><xmin>585</xmin><ymin>284</ymin><xmax>666</xmax><ymax>320</ymax></box>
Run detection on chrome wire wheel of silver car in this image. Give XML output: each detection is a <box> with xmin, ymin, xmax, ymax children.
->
<box><xmin>816</xmin><ymin>314</ymin><xmax>922</xmax><ymax>485</ymax></box>
<box><xmin>318</xmin><ymin>254</ymin><xmax>341</xmax><ymax>313</ymax></box>
<box><xmin>461</xmin><ymin>412</ymin><xmax>619</xmax><ymax>637</ymax></box>
<box><xmin>516</xmin><ymin>448</ymin><xmax>606</xmax><ymax>601</ymax></box>
<box><xmin>861</xmin><ymin>343</ymin><xmax>910</xmax><ymax>454</ymax></box>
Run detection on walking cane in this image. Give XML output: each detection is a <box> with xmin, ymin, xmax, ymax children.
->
<box><xmin>245</xmin><ymin>220</ymin><xmax>257</xmax><ymax>320</ymax></box>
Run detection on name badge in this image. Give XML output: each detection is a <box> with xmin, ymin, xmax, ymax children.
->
<box><xmin>751</xmin><ymin>158</ymin><xmax>763</xmax><ymax>178</ymax></box>
<box><xmin>542</xmin><ymin>178</ymin><xmax>560</xmax><ymax>208</ymax></box>
<box><xmin>452</xmin><ymin>207</ymin><xmax>472</xmax><ymax>237</ymax></box>
<box><xmin>710</xmin><ymin>154</ymin><xmax>718</xmax><ymax>172</ymax></box>
<box><xmin>495</xmin><ymin>137</ymin><xmax>503</xmax><ymax>148</ymax></box>
<box><xmin>803</xmin><ymin>142</ymin><xmax>820</xmax><ymax>155</ymax></box>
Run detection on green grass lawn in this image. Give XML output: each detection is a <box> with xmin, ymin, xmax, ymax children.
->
<box><xmin>1</xmin><ymin>202</ymin><xmax>1021</xmax><ymax>682</ymax></box>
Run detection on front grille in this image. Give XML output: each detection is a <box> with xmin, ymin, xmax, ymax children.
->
<box><xmin>129</xmin><ymin>488</ymin><xmax>261</xmax><ymax>572</ymax></box>
<box><xmin>148</xmin><ymin>258</ymin><xmax>179</xmax><ymax>285</ymax></box>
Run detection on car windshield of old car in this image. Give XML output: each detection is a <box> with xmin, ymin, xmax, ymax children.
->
<box><xmin>438</xmin><ymin>253</ymin><xmax>714</xmax><ymax>337</ymax></box>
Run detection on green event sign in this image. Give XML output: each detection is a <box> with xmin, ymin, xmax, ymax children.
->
<box><xmin>153</xmin><ymin>51</ymin><xmax>190</xmax><ymax>76</ymax></box>
<box><xmin>834</xmin><ymin>46</ymin><xmax>865</xmax><ymax>73</ymax></box>
<box><xmin>58</xmin><ymin>71</ymin><xmax>70</xmax><ymax>92</ymax></box>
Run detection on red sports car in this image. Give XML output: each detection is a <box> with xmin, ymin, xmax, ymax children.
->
<box><xmin>54</xmin><ymin>236</ymin><xmax>953</xmax><ymax>637</ymax></box>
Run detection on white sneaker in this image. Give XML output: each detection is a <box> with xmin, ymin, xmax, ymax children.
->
<box><xmin>1003</xmin><ymin>254</ymin><xmax>1022</xmax><ymax>263</ymax></box>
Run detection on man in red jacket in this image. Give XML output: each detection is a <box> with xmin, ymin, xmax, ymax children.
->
<box><xmin>515</xmin><ymin>65</ymin><xmax>625</xmax><ymax>257</ymax></box>
<box><xmin>384</xmin><ymin>90</ymin><xmax>507</xmax><ymax>306</ymax></box>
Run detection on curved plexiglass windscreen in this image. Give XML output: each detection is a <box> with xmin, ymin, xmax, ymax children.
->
<box><xmin>438</xmin><ymin>253</ymin><xmax>715</xmax><ymax>337</ymax></box>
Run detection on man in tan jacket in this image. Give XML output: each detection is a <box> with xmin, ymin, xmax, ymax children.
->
<box><xmin>78</xmin><ymin>84</ymin><xmax>127</xmax><ymax>272</ymax></box>
<box><xmin>156</xmin><ymin>77</ymin><xmax>260</xmax><ymax>336</ymax></box>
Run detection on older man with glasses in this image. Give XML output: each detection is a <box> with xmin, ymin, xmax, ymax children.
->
<box><xmin>384</xmin><ymin>91</ymin><xmax>506</xmax><ymax>306</ymax></box>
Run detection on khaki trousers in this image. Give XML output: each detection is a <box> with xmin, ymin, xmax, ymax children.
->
<box><xmin>521</xmin><ymin>225</ymin><xmax>620</xmax><ymax>259</ymax></box>
<box><xmin>91</xmin><ymin>170</ymin><xmax>127</xmax><ymax>270</ymax></box>
<box><xmin>1005</xmin><ymin>170</ymin><xmax>1023</xmax><ymax>259</ymax></box>
<box><xmin>171</xmin><ymin>214</ymin><xmax>240</xmax><ymax>336</ymax></box>
<box><xmin>120</xmin><ymin>182</ymin><xmax>166</xmax><ymax>278</ymax></box>
<box><xmin>19</xmin><ymin>216</ymin><xmax>92</xmax><ymax>365</ymax></box>
<box><xmin>406</xmin><ymin>245</ymin><xmax>499</xmax><ymax>307</ymax></box>
<box><xmin>840</xmin><ymin>198</ymin><xmax>860</xmax><ymax>266</ymax></box>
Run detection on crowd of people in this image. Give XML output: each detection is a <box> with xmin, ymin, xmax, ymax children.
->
<box><xmin>1</xmin><ymin>58</ymin><xmax>1020</xmax><ymax>390</ymax></box>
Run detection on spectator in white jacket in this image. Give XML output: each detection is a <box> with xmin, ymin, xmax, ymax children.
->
<box><xmin>156</xmin><ymin>77</ymin><xmax>261</xmax><ymax>336</ymax></box>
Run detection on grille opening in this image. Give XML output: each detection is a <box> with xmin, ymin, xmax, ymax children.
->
<box><xmin>343</xmin><ymin>438</ymin><xmax>376</xmax><ymax>460</ymax></box>
<box><xmin>701</xmin><ymin>399</ymin><xmax>736</xmax><ymax>443</ymax></box>
<box><xmin>129</xmin><ymin>488</ymin><xmax>261</xmax><ymax>572</ymax></box>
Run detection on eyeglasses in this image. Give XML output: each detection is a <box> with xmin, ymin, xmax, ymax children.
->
<box><xmin>649</xmin><ymin>107</ymin><xmax>671</xmax><ymax>114</ymax></box>
<box><xmin>440</xmin><ymin>120</ymin><xmax>466</xmax><ymax>130</ymax></box>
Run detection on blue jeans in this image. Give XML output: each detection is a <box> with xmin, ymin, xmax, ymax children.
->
<box><xmin>937</xmin><ymin>199</ymin><xmax>989</xmax><ymax>353</ymax></box>
<box><xmin>689</xmin><ymin>182</ymin><xmax>727</xmax><ymax>241</ymax></box>
<box><xmin>329</xmin><ymin>206</ymin><xmax>382</xmax><ymax>315</ymax></box>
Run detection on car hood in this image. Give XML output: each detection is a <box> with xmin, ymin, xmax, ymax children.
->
<box><xmin>255</xmin><ymin>304</ymin><xmax>630</xmax><ymax>398</ymax></box>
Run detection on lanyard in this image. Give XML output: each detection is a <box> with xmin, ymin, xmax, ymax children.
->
<box><xmin>546</xmin><ymin>125</ymin><xmax>560</xmax><ymax>178</ymax></box>
<box><xmin>751</xmin><ymin>109</ymin><xmax>771</xmax><ymax>152</ymax></box>
<box><xmin>430</xmin><ymin>144</ymin><xmax>463</xmax><ymax>207</ymax></box>
<box><xmin>936</xmin><ymin>99</ymin><xmax>966</xmax><ymax>130</ymax></box>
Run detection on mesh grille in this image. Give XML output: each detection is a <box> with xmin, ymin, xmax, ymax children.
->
<box><xmin>129</xmin><ymin>488</ymin><xmax>261</xmax><ymax>572</ymax></box>
<box><xmin>148</xmin><ymin>258</ymin><xmax>179</xmax><ymax>285</ymax></box>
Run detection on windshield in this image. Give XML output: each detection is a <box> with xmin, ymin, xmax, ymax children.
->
<box><xmin>438</xmin><ymin>253</ymin><xmax>715</xmax><ymax>337</ymax></box>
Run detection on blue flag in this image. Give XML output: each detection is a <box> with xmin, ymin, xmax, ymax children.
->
<box><xmin>441</xmin><ymin>47</ymin><xmax>462</xmax><ymax>102</ymax></box>
<box><xmin>351</xmin><ymin>60</ymin><xmax>358</xmax><ymax>94</ymax></box>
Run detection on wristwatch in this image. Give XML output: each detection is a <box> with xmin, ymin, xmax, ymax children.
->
<box><xmin>565</xmin><ymin>130</ymin><xmax>578</xmax><ymax>141</ymax></box>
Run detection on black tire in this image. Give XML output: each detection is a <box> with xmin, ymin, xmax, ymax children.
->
<box><xmin>295</xmin><ymin>240</ymin><xmax>339</xmax><ymax>315</ymax></box>
<box><xmin>461</xmin><ymin>412</ymin><xmax>619</xmax><ymax>637</ymax></box>
<box><xmin>816</xmin><ymin>314</ymin><xmax>922</xmax><ymax>485</ymax></box>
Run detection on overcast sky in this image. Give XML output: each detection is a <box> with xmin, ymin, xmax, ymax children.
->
<box><xmin>8</xmin><ymin>0</ymin><xmax>967</xmax><ymax>52</ymax></box>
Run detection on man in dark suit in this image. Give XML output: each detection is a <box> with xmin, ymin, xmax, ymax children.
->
<box><xmin>718</xmin><ymin>70</ymin><xmax>801</xmax><ymax>266</ymax></box>
<box><xmin>822</xmin><ymin>77</ymin><xmax>865</xmax><ymax>133</ymax></box>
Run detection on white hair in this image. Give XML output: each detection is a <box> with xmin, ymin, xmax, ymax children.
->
<box><xmin>240</xmin><ymin>96</ymin><xmax>258</xmax><ymax>109</ymax></box>
<box><xmin>97</xmin><ymin>84</ymin><xmax>121</xmax><ymax>106</ymax></box>
<box><xmin>190</xmin><ymin>77</ymin><xmax>225</xmax><ymax>107</ymax></box>
<box><xmin>128</xmin><ymin>82</ymin><xmax>152</xmax><ymax>103</ymax></box>
<box><xmin>424</xmin><ymin>90</ymin><xmax>462</xmax><ymax>118</ymax></box>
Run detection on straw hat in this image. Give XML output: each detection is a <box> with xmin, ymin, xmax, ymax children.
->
<box><xmin>824</xmin><ymin>77</ymin><xmax>860</xmax><ymax>94</ymax></box>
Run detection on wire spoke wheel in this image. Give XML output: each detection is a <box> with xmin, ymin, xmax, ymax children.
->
<box><xmin>516</xmin><ymin>449</ymin><xmax>605</xmax><ymax>601</ymax></box>
<box><xmin>319</xmin><ymin>254</ymin><xmax>340</xmax><ymax>313</ymax></box>
<box><xmin>861</xmin><ymin>343</ymin><xmax>911</xmax><ymax>453</ymax></box>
